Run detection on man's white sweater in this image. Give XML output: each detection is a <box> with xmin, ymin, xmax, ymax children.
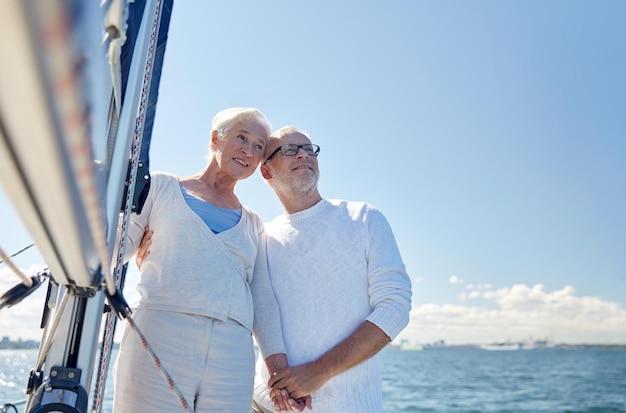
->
<box><xmin>254</xmin><ymin>198</ymin><xmax>412</xmax><ymax>412</ymax></box>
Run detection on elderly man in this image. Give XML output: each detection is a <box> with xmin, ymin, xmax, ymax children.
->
<box><xmin>252</xmin><ymin>126</ymin><xmax>412</xmax><ymax>412</ymax></box>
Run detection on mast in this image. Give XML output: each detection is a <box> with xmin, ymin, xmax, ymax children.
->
<box><xmin>0</xmin><ymin>1</ymin><xmax>173</xmax><ymax>411</ymax></box>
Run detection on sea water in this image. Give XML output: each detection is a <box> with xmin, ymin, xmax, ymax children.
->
<box><xmin>380</xmin><ymin>347</ymin><xmax>626</xmax><ymax>413</ymax></box>
<box><xmin>2</xmin><ymin>348</ymin><xmax>625</xmax><ymax>412</ymax></box>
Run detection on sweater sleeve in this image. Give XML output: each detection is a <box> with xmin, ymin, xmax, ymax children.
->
<box><xmin>118</xmin><ymin>173</ymin><xmax>159</xmax><ymax>263</ymax></box>
<box><xmin>364</xmin><ymin>207</ymin><xmax>412</xmax><ymax>339</ymax></box>
<box><xmin>251</xmin><ymin>223</ymin><xmax>287</xmax><ymax>358</ymax></box>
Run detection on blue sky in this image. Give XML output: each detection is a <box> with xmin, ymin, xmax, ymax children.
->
<box><xmin>1</xmin><ymin>1</ymin><xmax>625</xmax><ymax>344</ymax></box>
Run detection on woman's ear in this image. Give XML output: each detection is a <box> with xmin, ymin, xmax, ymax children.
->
<box><xmin>210</xmin><ymin>130</ymin><xmax>218</xmax><ymax>151</ymax></box>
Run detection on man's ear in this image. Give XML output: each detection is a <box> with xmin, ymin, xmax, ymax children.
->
<box><xmin>260</xmin><ymin>163</ymin><xmax>272</xmax><ymax>180</ymax></box>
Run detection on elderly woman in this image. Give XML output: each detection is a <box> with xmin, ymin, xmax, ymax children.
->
<box><xmin>113</xmin><ymin>108</ymin><xmax>286</xmax><ymax>413</ymax></box>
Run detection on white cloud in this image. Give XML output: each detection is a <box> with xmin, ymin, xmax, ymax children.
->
<box><xmin>449</xmin><ymin>275</ymin><xmax>463</xmax><ymax>285</ymax></box>
<box><xmin>470</xmin><ymin>283</ymin><xmax>491</xmax><ymax>290</ymax></box>
<box><xmin>4</xmin><ymin>266</ymin><xmax>626</xmax><ymax>347</ymax></box>
<box><xmin>397</xmin><ymin>283</ymin><xmax>626</xmax><ymax>345</ymax></box>
<box><xmin>468</xmin><ymin>290</ymin><xmax>481</xmax><ymax>299</ymax></box>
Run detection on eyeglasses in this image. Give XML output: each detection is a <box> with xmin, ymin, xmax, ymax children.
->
<box><xmin>264</xmin><ymin>144</ymin><xmax>320</xmax><ymax>163</ymax></box>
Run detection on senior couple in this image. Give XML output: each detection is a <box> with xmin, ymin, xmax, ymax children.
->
<box><xmin>112</xmin><ymin>107</ymin><xmax>412</xmax><ymax>413</ymax></box>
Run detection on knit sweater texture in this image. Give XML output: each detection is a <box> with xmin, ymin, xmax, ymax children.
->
<box><xmin>254</xmin><ymin>198</ymin><xmax>412</xmax><ymax>412</ymax></box>
<box><xmin>124</xmin><ymin>171</ymin><xmax>285</xmax><ymax>358</ymax></box>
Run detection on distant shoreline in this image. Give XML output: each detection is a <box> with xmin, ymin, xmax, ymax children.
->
<box><xmin>2</xmin><ymin>337</ymin><xmax>625</xmax><ymax>351</ymax></box>
<box><xmin>0</xmin><ymin>338</ymin><xmax>120</xmax><ymax>350</ymax></box>
<box><xmin>0</xmin><ymin>337</ymin><xmax>39</xmax><ymax>349</ymax></box>
<box><xmin>4</xmin><ymin>340</ymin><xmax>625</xmax><ymax>350</ymax></box>
<box><xmin>386</xmin><ymin>342</ymin><xmax>626</xmax><ymax>351</ymax></box>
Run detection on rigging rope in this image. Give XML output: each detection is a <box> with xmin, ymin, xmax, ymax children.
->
<box><xmin>0</xmin><ymin>244</ymin><xmax>33</xmax><ymax>287</ymax></box>
<box><xmin>125</xmin><ymin>316</ymin><xmax>192</xmax><ymax>413</ymax></box>
<box><xmin>0</xmin><ymin>243</ymin><xmax>34</xmax><ymax>264</ymax></box>
<box><xmin>0</xmin><ymin>400</ymin><xmax>24</xmax><ymax>413</ymax></box>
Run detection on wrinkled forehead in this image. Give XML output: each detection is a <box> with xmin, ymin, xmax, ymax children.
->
<box><xmin>268</xmin><ymin>131</ymin><xmax>310</xmax><ymax>152</ymax></box>
<box><xmin>234</xmin><ymin>119</ymin><xmax>269</xmax><ymax>143</ymax></box>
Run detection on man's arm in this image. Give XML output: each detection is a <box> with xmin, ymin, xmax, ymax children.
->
<box><xmin>268</xmin><ymin>320</ymin><xmax>390</xmax><ymax>399</ymax></box>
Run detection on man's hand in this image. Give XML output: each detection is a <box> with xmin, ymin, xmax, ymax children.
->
<box><xmin>268</xmin><ymin>362</ymin><xmax>328</xmax><ymax>401</ymax></box>
<box><xmin>135</xmin><ymin>227</ymin><xmax>153</xmax><ymax>269</ymax></box>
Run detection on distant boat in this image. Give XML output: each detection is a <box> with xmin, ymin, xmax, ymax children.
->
<box><xmin>521</xmin><ymin>338</ymin><xmax>556</xmax><ymax>350</ymax></box>
<box><xmin>479</xmin><ymin>341</ymin><xmax>522</xmax><ymax>351</ymax></box>
<box><xmin>480</xmin><ymin>337</ymin><xmax>556</xmax><ymax>351</ymax></box>
<box><xmin>400</xmin><ymin>342</ymin><xmax>424</xmax><ymax>351</ymax></box>
<box><xmin>392</xmin><ymin>339</ymin><xmax>423</xmax><ymax>351</ymax></box>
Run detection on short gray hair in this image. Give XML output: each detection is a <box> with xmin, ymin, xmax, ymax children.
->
<box><xmin>212</xmin><ymin>107</ymin><xmax>272</xmax><ymax>139</ymax></box>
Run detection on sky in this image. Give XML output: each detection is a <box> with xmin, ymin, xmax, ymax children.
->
<box><xmin>1</xmin><ymin>1</ymin><xmax>625</xmax><ymax>345</ymax></box>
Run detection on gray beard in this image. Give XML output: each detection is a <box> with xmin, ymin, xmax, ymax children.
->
<box><xmin>273</xmin><ymin>171</ymin><xmax>318</xmax><ymax>196</ymax></box>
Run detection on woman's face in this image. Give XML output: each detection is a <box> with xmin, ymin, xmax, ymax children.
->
<box><xmin>212</xmin><ymin>119</ymin><xmax>268</xmax><ymax>181</ymax></box>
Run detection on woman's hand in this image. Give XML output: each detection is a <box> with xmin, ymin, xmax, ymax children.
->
<box><xmin>135</xmin><ymin>227</ymin><xmax>153</xmax><ymax>270</ymax></box>
<box><xmin>269</xmin><ymin>386</ymin><xmax>312</xmax><ymax>411</ymax></box>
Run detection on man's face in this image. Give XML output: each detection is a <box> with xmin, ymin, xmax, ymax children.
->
<box><xmin>263</xmin><ymin>131</ymin><xmax>319</xmax><ymax>196</ymax></box>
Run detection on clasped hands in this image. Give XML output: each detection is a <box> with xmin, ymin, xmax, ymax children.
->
<box><xmin>269</xmin><ymin>360</ymin><xmax>332</xmax><ymax>412</ymax></box>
